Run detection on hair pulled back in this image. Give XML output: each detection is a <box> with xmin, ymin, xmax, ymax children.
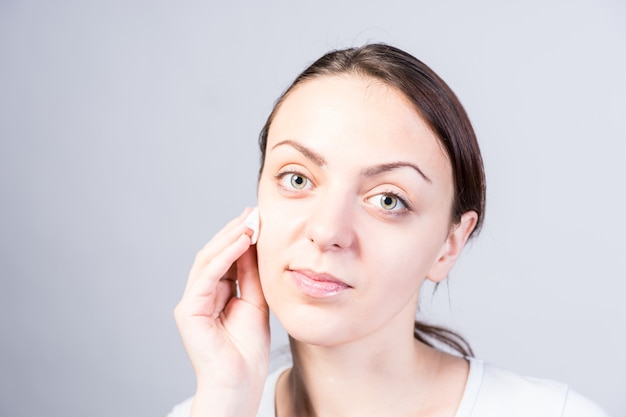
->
<box><xmin>258</xmin><ymin>44</ymin><xmax>486</xmax><ymax>357</ymax></box>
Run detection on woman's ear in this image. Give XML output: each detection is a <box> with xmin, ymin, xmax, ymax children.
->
<box><xmin>426</xmin><ymin>211</ymin><xmax>478</xmax><ymax>283</ymax></box>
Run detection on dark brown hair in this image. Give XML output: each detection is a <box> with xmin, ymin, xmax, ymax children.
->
<box><xmin>258</xmin><ymin>44</ymin><xmax>485</xmax><ymax>357</ymax></box>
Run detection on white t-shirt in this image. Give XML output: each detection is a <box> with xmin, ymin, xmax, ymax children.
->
<box><xmin>167</xmin><ymin>358</ymin><xmax>609</xmax><ymax>417</ymax></box>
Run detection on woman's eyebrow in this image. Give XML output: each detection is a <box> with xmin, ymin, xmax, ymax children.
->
<box><xmin>361</xmin><ymin>162</ymin><xmax>431</xmax><ymax>184</ymax></box>
<box><xmin>271</xmin><ymin>140</ymin><xmax>326</xmax><ymax>167</ymax></box>
<box><xmin>271</xmin><ymin>140</ymin><xmax>430</xmax><ymax>183</ymax></box>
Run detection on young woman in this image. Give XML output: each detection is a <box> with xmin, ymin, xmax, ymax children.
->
<box><xmin>170</xmin><ymin>44</ymin><xmax>609</xmax><ymax>417</ymax></box>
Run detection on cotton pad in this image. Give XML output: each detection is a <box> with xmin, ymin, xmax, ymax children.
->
<box><xmin>244</xmin><ymin>207</ymin><xmax>259</xmax><ymax>244</ymax></box>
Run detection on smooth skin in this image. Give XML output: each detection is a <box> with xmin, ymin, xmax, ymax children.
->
<box><xmin>174</xmin><ymin>209</ymin><xmax>270</xmax><ymax>417</ymax></box>
<box><xmin>175</xmin><ymin>74</ymin><xmax>477</xmax><ymax>417</ymax></box>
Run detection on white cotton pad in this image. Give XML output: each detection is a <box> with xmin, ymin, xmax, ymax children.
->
<box><xmin>244</xmin><ymin>207</ymin><xmax>259</xmax><ymax>244</ymax></box>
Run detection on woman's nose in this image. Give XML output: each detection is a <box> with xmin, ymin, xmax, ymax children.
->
<box><xmin>304</xmin><ymin>188</ymin><xmax>356</xmax><ymax>251</ymax></box>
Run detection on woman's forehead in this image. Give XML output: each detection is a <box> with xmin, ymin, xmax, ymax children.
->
<box><xmin>267</xmin><ymin>74</ymin><xmax>451</xmax><ymax>177</ymax></box>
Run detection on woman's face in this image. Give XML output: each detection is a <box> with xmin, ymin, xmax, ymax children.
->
<box><xmin>256</xmin><ymin>74</ymin><xmax>463</xmax><ymax>346</ymax></box>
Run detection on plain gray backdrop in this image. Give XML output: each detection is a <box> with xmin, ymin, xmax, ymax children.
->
<box><xmin>1</xmin><ymin>0</ymin><xmax>624</xmax><ymax>416</ymax></box>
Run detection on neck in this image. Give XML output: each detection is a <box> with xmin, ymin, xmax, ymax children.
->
<box><xmin>278</xmin><ymin>331</ymin><xmax>456</xmax><ymax>417</ymax></box>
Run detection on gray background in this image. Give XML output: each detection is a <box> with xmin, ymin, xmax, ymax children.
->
<box><xmin>1</xmin><ymin>0</ymin><xmax>625</xmax><ymax>416</ymax></box>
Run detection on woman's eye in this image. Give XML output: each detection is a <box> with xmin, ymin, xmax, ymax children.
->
<box><xmin>280</xmin><ymin>172</ymin><xmax>310</xmax><ymax>190</ymax></box>
<box><xmin>369</xmin><ymin>193</ymin><xmax>408</xmax><ymax>212</ymax></box>
<box><xmin>380</xmin><ymin>194</ymin><xmax>399</xmax><ymax>210</ymax></box>
<box><xmin>290</xmin><ymin>174</ymin><xmax>307</xmax><ymax>189</ymax></box>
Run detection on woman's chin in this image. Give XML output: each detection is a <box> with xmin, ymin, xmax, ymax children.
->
<box><xmin>272</xmin><ymin>307</ymin><xmax>358</xmax><ymax>348</ymax></box>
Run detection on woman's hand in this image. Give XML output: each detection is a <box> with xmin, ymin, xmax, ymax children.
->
<box><xmin>174</xmin><ymin>208</ymin><xmax>270</xmax><ymax>417</ymax></box>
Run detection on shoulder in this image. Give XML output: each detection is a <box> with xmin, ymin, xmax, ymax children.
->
<box><xmin>561</xmin><ymin>388</ymin><xmax>611</xmax><ymax>417</ymax></box>
<box><xmin>166</xmin><ymin>396</ymin><xmax>192</xmax><ymax>417</ymax></box>
<box><xmin>460</xmin><ymin>359</ymin><xmax>609</xmax><ymax>417</ymax></box>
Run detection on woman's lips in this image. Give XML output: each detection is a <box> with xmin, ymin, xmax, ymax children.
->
<box><xmin>289</xmin><ymin>269</ymin><xmax>351</xmax><ymax>298</ymax></box>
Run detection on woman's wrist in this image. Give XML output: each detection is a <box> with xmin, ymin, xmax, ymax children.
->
<box><xmin>190</xmin><ymin>384</ymin><xmax>262</xmax><ymax>417</ymax></box>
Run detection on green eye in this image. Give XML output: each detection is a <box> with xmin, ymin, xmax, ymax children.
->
<box><xmin>380</xmin><ymin>195</ymin><xmax>398</xmax><ymax>210</ymax></box>
<box><xmin>290</xmin><ymin>174</ymin><xmax>308</xmax><ymax>189</ymax></box>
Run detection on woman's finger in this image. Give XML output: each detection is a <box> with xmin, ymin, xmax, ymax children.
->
<box><xmin>197</xmin><ymin>207</ymin><xmax>254</xmax><ymax>254</ymax></box>
<box><xmin>212</xmin><ymin>278</ymin><xmax>238</xmax><ymax>316</ymax></box>
<box><xmin>185</xmin><ymin>232</ymin><xmax>251</xmax><ymax>298</ymax></box>
<box><xmin>236</xmin><ymin>245</ymin><xmax>267</xmax><ymax>310</ymax></box>
<box><xmin>185</xmin><ymin>219</ymin><xmax>253</xmax><ymax>293</ymax></box>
